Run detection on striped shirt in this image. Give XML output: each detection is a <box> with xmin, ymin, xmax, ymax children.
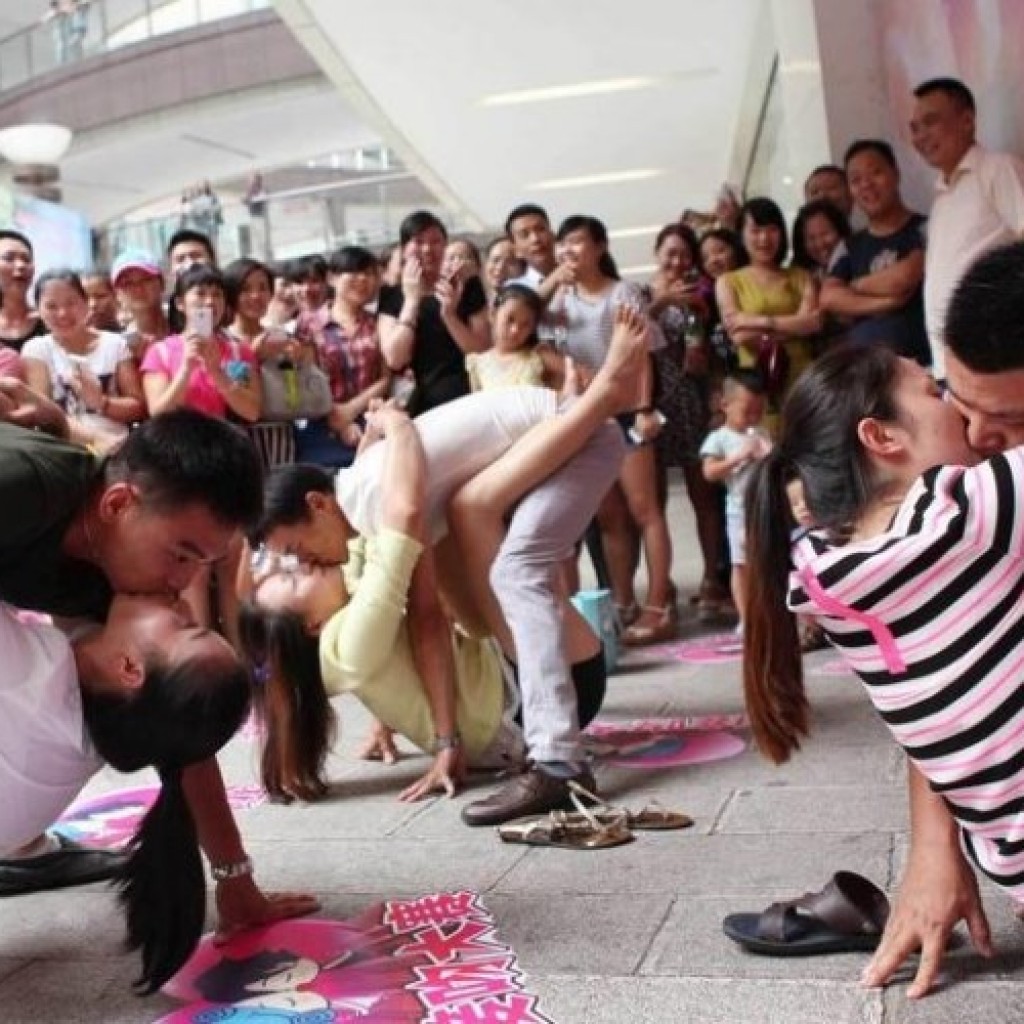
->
<box><xmin>788</xmin><ymin>449</ymin><xmax>1024</xmax><ymax>892</ymax></box>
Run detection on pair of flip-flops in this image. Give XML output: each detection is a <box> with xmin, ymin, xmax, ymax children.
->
<box><xmin>723</xmin><ymin>871</ymin><xmax>890</xmax><ymax>955</ymax></box>
<box><xmin>497</xmin><ymin>781</ymin><xmax>693</xmax><ymax>851</ymax></box>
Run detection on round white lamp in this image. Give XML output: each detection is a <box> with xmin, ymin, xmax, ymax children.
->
<box><xmin>0</xmin><ymin>124</ymin><xmax>73</xmax><ymax>203</ymax></box>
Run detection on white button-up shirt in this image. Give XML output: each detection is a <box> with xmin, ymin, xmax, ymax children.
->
<box><xmin>924</xmin><ymin>144</ymin><xmax>1024</xmax><ymax>378</ymax></box>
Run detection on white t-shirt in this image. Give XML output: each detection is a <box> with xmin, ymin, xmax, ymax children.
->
<box><xmin>22</xmin><ymin>331</ymin><xmax>130</xmax><ymax>406</ymax></box>
<box><xmin>0</xmin><ymin>605</ymin><xmax>102</xmax><ymax>854</ymax></box>
<box><xmin>22</xmin><ymin>331</ymin><xmax>132</xmax><ymax>445</ymax></box>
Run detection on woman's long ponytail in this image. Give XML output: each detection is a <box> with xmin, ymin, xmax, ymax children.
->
<box><xmin>743</xmin><ymin>452</ymin><xmax>807</xmax><ymax>763</ymax></box>
<box><xmin>119</xmin><ymin>765</ymin><xmax>204</xmax><ymax>993</ymax></box>
<box><xmin>82</xmin><ymin>653</ymin><xmax>250</xmax><ymax>993</ymax></box>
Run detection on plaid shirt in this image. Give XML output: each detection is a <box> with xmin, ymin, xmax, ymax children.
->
<box><xmin>315</xmin><ymin>312</ymin><xmax>384</xmax><ymax>403</ymax></box>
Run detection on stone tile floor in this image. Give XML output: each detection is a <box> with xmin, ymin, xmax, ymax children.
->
<box><xmin>2</xmin><ymin>484</ymin><xmax>1021</xmax><ymax>1023</ymax></box>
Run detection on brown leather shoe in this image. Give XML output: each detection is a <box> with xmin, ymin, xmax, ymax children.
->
<box><xmin>461</xmin><ymin>766</ymin><xmax>597</xmax><ymax>828</ymax></box>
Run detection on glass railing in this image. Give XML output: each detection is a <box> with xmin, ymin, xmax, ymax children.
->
<box><xmin>95</xmin><ymin>171</ymin><xmax>476</xmax><ymax>267</ymax></box>
<box><xmin>0</xmin><ymin>0</ymin><xmax>272</xmax><ymax>93</ymax></box>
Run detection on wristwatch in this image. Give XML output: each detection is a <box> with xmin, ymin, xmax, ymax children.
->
<box><xmin>210</xmin><ymin>855</ymin><xmax>254</xmax><ymax>883</ymax></box>
<box><xmin>433</xmin><ymin>733</ymin><xmax>462</xmax><ymax>753</ymax></box>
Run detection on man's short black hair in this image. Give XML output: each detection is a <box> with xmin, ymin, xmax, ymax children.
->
<box><xmin>805</xmin><ymin>164</ymin><xmax>846</xmax><ymax>184</ymax></box>
<box><xmin>504</xmin><ymin>204</ymin><xmax>550</xmax><ymax>236</ymax></box>
<box><xmin>106</xmin><ymin>410</ymin><xmax>263</xmax><ymax>529</ymax></box>
<box><xmin>166</xmin><ymin>229</ymin><xmax>216</xmax><ymax>263</ymax></box>
<box><xmin>843</xmin><ymin>139</ymin><xmax>897</xmax><ymax>169</ymax></box>
<box><xmin>914</xmin><ymin>77</ymin><xmax>976</xmax><ymax>113</ymax></box>
<box><xmin>250</xmin><ymin>463</ymin><xmax>333</xmax><ymax>544</ymax></box>
<box><xmin>945</xmin><ymin>241</ymin><xmax>1024</xmax><ymax>373</ymax></box>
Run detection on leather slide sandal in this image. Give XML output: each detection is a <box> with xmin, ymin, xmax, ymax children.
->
<box><xmin>722</xmin><ymin>871</ymin><xmax>890</xmax><ymax>956</ymax></box>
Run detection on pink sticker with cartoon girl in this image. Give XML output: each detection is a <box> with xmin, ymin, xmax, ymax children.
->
<box><xmin>54</xmin><ymin>784</ymin><xmax>267</xmax><ymax>850</ymax></box>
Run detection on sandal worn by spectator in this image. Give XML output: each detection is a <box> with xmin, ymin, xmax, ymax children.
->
<box><xmin>621</xmin><ymin>603</ymin><xmax>678</xmax><ymax>646</ymax></box>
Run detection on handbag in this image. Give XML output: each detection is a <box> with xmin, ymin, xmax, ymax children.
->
<box><xmin>259</xmin><ymin>358</ymin><xmax>333</xmax><ymax>421</ymax></box>
<box><xmin>757</xmin><ymin>338</ymin><xmax>790</xmax><ymax>399</ymax></box>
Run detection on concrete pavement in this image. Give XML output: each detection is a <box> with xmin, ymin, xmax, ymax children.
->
<box><xmin>1</xmin><ymin>481</ymin><xmax>1021</xmax><ymax>1023</ymax></box>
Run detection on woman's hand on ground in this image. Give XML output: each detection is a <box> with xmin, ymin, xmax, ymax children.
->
<box><xmin>398</xmin><ymin>748</ymin><xmax>466</xmax><ymax>802</ymax></box>
<box><xmin>356</xmin><ymin>720</ymin><xmax>400</xmax><ymax>765</ymax></box>
<box><xmin>213</xmin><ymin>875</ymin><xmax>320</xmax><ymax>945</ymax></box>
<box><xmin>861</xmin><ymin>844</ymin><xmax>993</xmax><ymax>999</ymax></box>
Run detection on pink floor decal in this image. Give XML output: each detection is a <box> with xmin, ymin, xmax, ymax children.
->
<box><xmin>587</xmin><ymin>715</ymin><xmax>747</xmax><ymax>767</ymax></box>
<box><xmin>632</xmin><ymin>633</ymin><xmax>743</xmax><ymax>664</ymax></box>
<box><xmin>155</xmin><ymin>892</ymin><xmax>556</xmax><ymax>1023</ymax></box>
<box><xmin>54</xmin><ymin>783</ymin><xmax>267</xmax><ymax>850</ymax></box>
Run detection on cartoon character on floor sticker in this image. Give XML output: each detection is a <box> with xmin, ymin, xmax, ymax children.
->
<box><xmin>586</xmin><ymin>715</ymin><xmax>747</xmax><ymax>766</ymax></box>
<box><xmin>155</xmin><ymin>893</ymin><xmax>556</xmax><ymax>1024</ymax></box>
<box><xmin>54</xmin><ymin>784</ymin><xmax>266</xmax><ymax>850</ymax></box>
<box><xmin>631</xmin><ymin>634</ymin><xmax>743</xmax><ymax>664</ymax></box>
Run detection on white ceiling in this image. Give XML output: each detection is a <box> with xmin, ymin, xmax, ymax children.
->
<box><xmin>274</xmin><ymin>0</ymin><xmax>771</xmax><ymax>271</ymax></box>
<box><xmin>58</xmin><ymin>79</ymin><xmax>381</xmax><ymax>223</ymax></box>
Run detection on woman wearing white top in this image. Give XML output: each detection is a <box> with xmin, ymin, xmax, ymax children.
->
<box><xmin>23</xmin><ymin>269</ymin><xmax>145</xmax><ymax>452</ymax></box>
<box><xmin>548</xmin><ymin>215</ymin><xmax>676</xmax><ymax>644</ymax></box>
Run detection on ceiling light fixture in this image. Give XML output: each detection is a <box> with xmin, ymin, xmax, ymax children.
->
<box><xmin>608</xmin><ymin>225</ymin><xmax>661</xmax><ymax>240</ymax></box>
<box><xmin>479</xmin><ymin>76</ymin><xmax>660</xmax><ymax>107</ymax></box>
<box><xmin>530</xmin><ymin>169</ymin><xmax>664</xmax><ymax>191</ymax></box>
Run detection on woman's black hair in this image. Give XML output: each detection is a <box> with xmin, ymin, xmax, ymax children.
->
<box><xmin>242</xmin><ymin>462</ymin><xmax>339</xmax><ymax>800</ymax></box>
<box><xmin>791</xmin><ymin>200</ymin><xmax>852</xmax><ymax>272</ymax></box>
<box><xmin>222</xmin><ymin>258</ymin><xmax>274</xmax><ymax>312</ymax></box>
<box><xmin>238</xmin><ymin>603</ymin><xmax>334</xmax><ymax>802</ymax></box>
<box><xmin>654</xmin><ymin>222</ymin><xmax>700</xmax><ymax>261</ymax></box>
<box><xmin>283</xmin><ymin>254</ymin><xmax>327</xmax><ymax>285</ymax></box>
<box><xmin>327</xmin><ymin>245</ymin><xmax>377</xmax><ymax>276</ymax></box>
<box><xmin>399</xmin><ymin>210</ymin><xmax>448</xmax><ymax>247</ymax></box>
<box><xmin>82</xmin><ymin>652</ymin><xmax>251</xmax><ymax>993</ymax></box>
<box><xmin>0</xmin><ymin>229</ymin><xmax>34</xmax><ymax>256</ymax></box>
<box><xmin>744</xmin><ymin>342</ymin><xmax>901</xmax><ymax>765</ymax></box>
<box><xmin>556</xmin><ymin>215</ymin><xmax>619</xmax><ymax>279</ymax></box>
<box><xmin>698</xmin><ymin>227</ymin><xmax>749</xmax><ymax>275</ymax></box>
<box><xmin>738</xmin><ymin>197</ymin><xmax>790</xmax><ymax>266</ymax></box>
<box><xmin>492</xmin><ymin>283</ymin><xmax>544</xmax><ymax>346</ymax></box>
<box><xmin>34</xmin><ymin>267</ymin><xmax>87</xmax><ymax>306</ymax></box>
<box><xmin>173</xmin><ymin>262</ymin><xmax>227</xmax><ymax>303</ymax></box>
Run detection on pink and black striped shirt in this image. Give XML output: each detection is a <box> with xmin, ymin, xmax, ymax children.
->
<box><xmin>789</xmin><ymin>449</ymin><xmax>1024</xmax><ymax>892</ymax></box>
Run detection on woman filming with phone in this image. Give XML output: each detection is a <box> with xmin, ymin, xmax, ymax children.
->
<box><xmin>140</xmin><ymin>264</ymin><xmax>262</xmax><ymax>649</ymax></box>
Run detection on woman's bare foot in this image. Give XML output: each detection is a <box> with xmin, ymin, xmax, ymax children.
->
<box><xmin>592</xmin><ymin>304</ymin><xmax>649</xmax><ymax>412</ymax></box>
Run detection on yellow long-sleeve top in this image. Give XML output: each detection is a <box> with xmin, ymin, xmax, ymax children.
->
<box><xmin>318</xmin><ymin>528</ymin><xmax>505</xmax><ymax>761</ymax></box>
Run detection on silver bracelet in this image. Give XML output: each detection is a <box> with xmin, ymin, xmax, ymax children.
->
<box><xmin>210</xmin><ymin>855</ymin><xmax>254</xmax><ymax>883</ymax></box>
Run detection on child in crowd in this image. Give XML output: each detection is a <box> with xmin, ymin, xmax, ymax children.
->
<box><xmin>466</xmin><ymin>284</ymin><xmax>562</xmax><ymax>392</ymax></box>
<box><xmin>700</xmin><ymin>370</ymin><xmax>771</xmax><ymax>633</ymax></box>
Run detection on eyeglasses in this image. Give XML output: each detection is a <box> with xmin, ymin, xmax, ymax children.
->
<box><xmin>249</xmin><ymin>545</ymin><xmax>302</xmax><ymax>581</ymax></box>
